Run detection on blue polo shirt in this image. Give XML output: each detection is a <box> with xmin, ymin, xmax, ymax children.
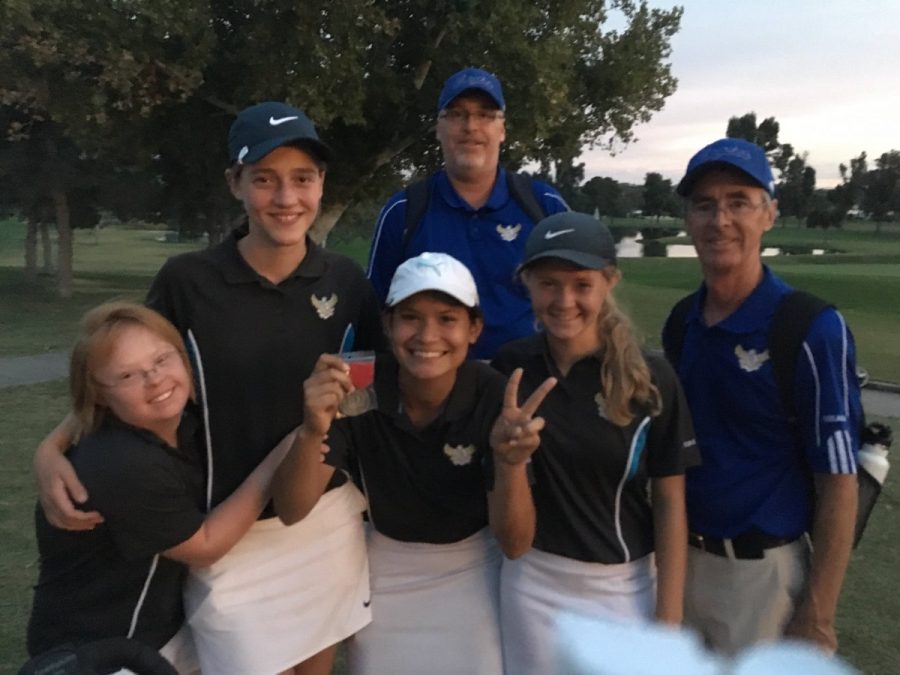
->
<box><xmin>664</xmin><ymin>267</ymin><xmax>861</xmax><ymax>539</ymax></box>
<box><xmin>367</xmin><ymin>168</ymin><xmax>568</xmax><ymax>359</ymax></box>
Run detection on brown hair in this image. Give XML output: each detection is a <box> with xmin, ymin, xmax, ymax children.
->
<box><xmin>69</xmin><ymin>302</ymin><xmax>193</xmax><ymax>436</ymax></box>
<box><xmin>225</xmin><ymin>140</ymin><xmax>328</xmax><ymax>183</ymax></box>
<box><xmin>383</xmin><ymin>290</ymin><xmax>484</xmax><ymax>324</ymax></box>
<box><xmin>594</xmin><ymin>269</ymin><xmax>661</xmax><ymax>426</ymax></box>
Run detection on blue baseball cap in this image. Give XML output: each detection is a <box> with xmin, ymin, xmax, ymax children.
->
<box><xmin>438</xmin><ymin>67</ymin><xmax>505</xmax><ymax>112</ymax></box>
<box><xmin>676</xmin><ymin>138</ymin><xmax>775</xmax><ymax>197</ymax></box>
<box><xmin>228</xmin><ymin>102</ymin><xmax>332</xmax><ymax>165</ymax></box>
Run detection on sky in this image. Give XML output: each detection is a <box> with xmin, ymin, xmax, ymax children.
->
<box><xmin>582</xmin><ymin>1</ymin><xmax>900</xmax><ymax>188</ymax></box>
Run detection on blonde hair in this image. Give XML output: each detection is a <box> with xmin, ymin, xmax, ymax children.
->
<box><xmin>596</xmin><ymin>270</ymin><xmax>661</xmax><ymax>426</ymax></box>
<box><xmin>69</xmin><ymin>302</ymin><xmax>192</xmax><ymax>436</ymax></box>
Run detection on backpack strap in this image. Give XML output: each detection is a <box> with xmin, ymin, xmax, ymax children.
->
<box><xmin>662</xmin><ymin>292</ymin><xmax>698</xmax><ymax>368</ymax></box>
<box><xmin>769</xmin><ymin>290</ymin><xmax>832</xmax><ymax>420</ymax></box>
<box><xmin>401</xmin><ymin>172</ymin><xmax>547</xmax><ymax>256</ymax></box>
<box><xmin>506</xmin><ymin>171</ymin><xmax>546</xmax><ymax>224</ymax></box>
<box><xmin>401</xmin><ymin>178</ymin><xmax>431</xmax><ymax>255</ymax></box>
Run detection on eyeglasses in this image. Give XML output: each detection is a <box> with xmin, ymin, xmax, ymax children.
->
<box><xmin>96</xmin><ymin>350</ymin><xmax>181</xmax><ymax>389</ymax></box>
<box><xmin>438</xmin><ymin>109</ymin><xmax>505</xmax><ymax>125</ymax></box>
<box><xmin>687</xmin><ymin>197</ymin><xmax>769</xmax><ymax>220</ymax></box>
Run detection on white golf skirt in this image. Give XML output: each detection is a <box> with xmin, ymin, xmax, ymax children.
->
<box><xmin>184</xmin><ymin>482</ymin><xmax>371</xmax><ymax>675</ymax></box>
<box><xmin>348</xmin><ymin>527</ymin><xmax>503</xmax><ymax>675</ymax></box>
<box><xmin>500</xmin><ymin>548</ymin><xmax>656</xmax><ymax>675</ymax></box>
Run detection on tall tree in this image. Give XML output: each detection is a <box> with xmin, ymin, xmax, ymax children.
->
<box><xmin>725</xmin><ymin>112</ymin><xmax>793</xmax><ymax>177</ymax></box>
<box><xmin>642</xmin><ymin>172</ymin><xmax>676</xmax><ymax>222</ymax></box>
<box><xmin>582</xmin><ymin>176</ymin><xmax>623</xmax><ymax>218</ymax></box>
<box><xmin>726</xmin><ymin>112</ymin><xmax>781</xmax><ymax>154</ymax></box>
<box><xmin>862</xmin><ymin>150</ymin><xmax>900</xmax><ymax>224</ymax></box>
<box><xmin>777</xmin><ymin>153</ymin><xmax>816</xmax><ymax>219</ymax></box>
<box><xmin>829</xmin><ymin>151</ymin><xmax>868</xmax><ymax>218</ymax></box>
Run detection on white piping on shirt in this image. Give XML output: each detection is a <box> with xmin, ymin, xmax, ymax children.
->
<box><xmin>367</xmin><ymin>198</ymin><xmax>407</xmax><ymax>277</ymax></box>
<box><xmin>802</xmin><ymin>342</ymin><xmax>822</xmax><ymax>449</ymax></box>
<box><xmin>837</xmin><ymin>312</ymin><xmax>850</xmax><ymax>415</ymax></box>
<box><xmin>127</xmin><ymin>554</ymin><xmax>159</xmax><ymax>638</ymax></box>
<box><xmin>802</xmin><ymin>317</ymin><xmax>856</xmax><ymax>473</ymax></box>
<box><xmin>187</xmin><ymin>329</ymin><xmax>214</xmax><ymax>512</ymax></box>
<box><xmin>613</xmin><ymin>416</ymin><xmax>652</xmax><ymax>563</ymax></box>
<box><xmin>543</xmin><ymin>191</ymin><xmax>570</xmax><ymax>211</ymax></box>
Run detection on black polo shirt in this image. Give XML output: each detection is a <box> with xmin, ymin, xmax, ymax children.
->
<box><xmin>146</xmin><ymin>226</ymin><xmax>385</xmax><ymax>514</ymax></box>
<box><xmin>493</xmin><ymin>335</ymin><xmax>699</xmax><ymax>564</ymax></box>
<box><xmin>326</xmin><ymin>354</ymin><xmax>505</xmax><ymax>544</ymax></box>
<box><xmin>28</xmin><ymin>411</ymin><xmax>205</xmax><ymax>655</ymax></box>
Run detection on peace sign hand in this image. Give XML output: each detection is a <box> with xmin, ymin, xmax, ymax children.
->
<box><xmin>490</xmin><ymin>368</ymin><xmax>557</xmax><ymax>467</ymax></box>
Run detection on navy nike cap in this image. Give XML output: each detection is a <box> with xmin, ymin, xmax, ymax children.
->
<box><xmin>519</xmin><ymin>211</ymin><xmax>617</xmax><ymax>274</ymax></box>
<box><xmin>228</xmin><ymin>102</ymin><xmax>332</xmax><ymax>165</ymax></box>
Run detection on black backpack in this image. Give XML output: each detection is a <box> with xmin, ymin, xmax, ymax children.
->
<box><xmin>663</xmin><ymin>289</ymin><xmax>831</xmax><ymax>422</ymax></box>
<box><xmin>401</xmin><ymin>171</ymin><xmax>547</xmax><ymax>254</ymax></box>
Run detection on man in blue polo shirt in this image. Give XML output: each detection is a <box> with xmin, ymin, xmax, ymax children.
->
<box><xmin>662</xmin><ymin>138</ymin><xmax>861</xmax><ymax>655</ymax></box>
<box><xmin>367</xmin><ymin>67</ymin><xmax>568</xmax><ymax>359</ymax></box>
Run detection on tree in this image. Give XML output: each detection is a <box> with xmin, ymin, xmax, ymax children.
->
<box><xmin>0</xmin><ymin>0</ymin><xmax>212</xmax><ymax>295</ymax></box>
<box><xmin>582</xmin><ymin>176</ymin><xmax>624</xmax><ymax>219</ymax></box>
<box><xmin>828</xmin><ymin>152</ymin><xmax>867</xmax><ymax>222</ymax></box>
<box><xmin>725</xmin><ymin>111</ymin><xmax>796</xmax><ymax>175</ymax></box>
<box><xmin>778</xmin><ymin>153</ymin><xmax>816</xmax><ymax>220</ymax></box>
<box><xmin>3</xmin><ymin>0</ymin><xmax>684</xmax><ymax>293</ymax></box>
<box><xmin>726</xmin><ymin>112</ymin><xmax>781</xmax><ymax>155</ymax></box>
<box><xmin>551</xmin><ymin>159</ymin><xmax>591</xmax><ymax>213</ymax></box>
<box><xmin>642</xmin><ymin>172</ymin><xmax>676</xmax><ymax>222</ymax></box>
<box><xmin>862</xmin><ymin>151</ymin><xmax>900</xmax><ymax>225</ymax></box>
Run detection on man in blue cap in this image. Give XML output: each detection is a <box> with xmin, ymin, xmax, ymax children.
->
<box><xmin>367</xmin><ymin>67</ymin><xmax>568</xmax><ymax>359</ymax></box>
<box><xmin>662</xmin><ymin>138</ymin><xmax>862</xmax><ymax>654</ymax></box>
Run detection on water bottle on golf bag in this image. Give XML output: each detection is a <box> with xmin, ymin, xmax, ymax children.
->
<box><xmin>854</xmin><ymin>422</ymin><xmax>892</xmax><ymax>548</ymax></box>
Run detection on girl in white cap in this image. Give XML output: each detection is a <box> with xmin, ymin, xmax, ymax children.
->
<box><xmin>33</xmin><ymin>102</ymin><xmax>385</xmax><ymax>675</ymax></box>
<box><xmin>273</xmin><ymin>252</ymin><xmax>556</xmax><ymax>675</ymax></box>
<box><xmin>492</xmin><ymin>212</ymin><xmax>699</xmax><ymax>675</ymax></box>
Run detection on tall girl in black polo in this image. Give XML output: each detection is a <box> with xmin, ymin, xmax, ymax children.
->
<box><xmin>273</xmin><ymin>252</ymin><xmax>555</xmax><ymax>675</ymax></box>
<box><xmin>33</xmin><ymin>103</ymin><xmax>384</xmax><ymax>675</ymax></box>
<box><xmin>492</xmin><ymin>212</ymin><xmax>699</xmax><ymax>675</ymax></box>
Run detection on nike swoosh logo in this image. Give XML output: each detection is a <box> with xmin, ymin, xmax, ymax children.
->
<box><xmin>269</xmin><ymin>116</ymin><xmax>299</xmax><ymax>126</ymax></box>
<box><xmin>544</xmin><ymin>228</ymin><xmax>575</xmax><ymax>240</ymax></box>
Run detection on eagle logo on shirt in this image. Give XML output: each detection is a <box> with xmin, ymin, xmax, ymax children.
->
<box><xmin>735</xmin><ymin>345</ymin><xmax>769</xmax><ymax>372</ymax></box>
<box><xmin>311</xmin><ymin>293</ymin><xmax>338</xmax><ymax>319</ymax></box>
<box><xmin>496</xmin><ymin>224</ymin><xmax>522</xmax><ymax>242</ymax></box>
<box><xmin>444</xmin><ymin>443</ymin><xmax>476</xmax><ymax>466</ymax></box>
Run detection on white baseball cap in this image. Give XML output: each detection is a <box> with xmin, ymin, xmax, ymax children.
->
<box><xmin>385</xmin><ymin>252</ymin><xmax>480</xmax><ymax>308</ymax></box>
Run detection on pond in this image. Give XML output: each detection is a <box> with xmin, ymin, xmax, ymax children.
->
<box><xmin>615</xmin><ymin>232</ymin><xmax>832</xmax><ymax>258</ymax></box>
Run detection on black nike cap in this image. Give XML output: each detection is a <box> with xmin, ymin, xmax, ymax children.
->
<box><xmin>518</xmin><ymin>211</ymin><xmax>617</xmax><ymax>274</ymax></box>
<box><xmin>228</xmin><ymin>102</ymin><xmax>332</xmax><ymax>165</ymax></box>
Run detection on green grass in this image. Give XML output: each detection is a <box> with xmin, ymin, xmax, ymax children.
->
<box><xmin>0</xmin><ymin>222</ymin><xmax>205</xmax><ymax>356</ymax></box>
<box><xmin>0</xmin><ymin>380</ymin><xmax>70</xmax><ymax>672</ymax></box>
